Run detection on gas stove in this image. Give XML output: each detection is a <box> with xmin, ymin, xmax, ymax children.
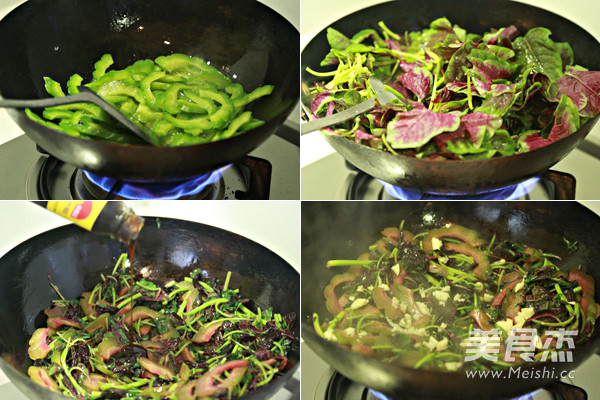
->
<box><xmin>0</xmin><ymin>201</ymin><xmax>300</xmax><ymax>400</ymax></box>
<box><xmin>0</xmin><ymin>0</ymin><xmax>300</xmax><ymax>201</ymax></box>
<box><xmin>0</xmin><ymin>123</ymin><xmax>299</xmax><ymax>200</ymax></box>
<box><xmin>301</xmin><ymin>339</ymin><xmax>598</xmax><ymax>400</ymax></box>
<box><xmin>300</xmin><ymin>0</ymin><xmax>600</xmax><ymax>201</ymax></box>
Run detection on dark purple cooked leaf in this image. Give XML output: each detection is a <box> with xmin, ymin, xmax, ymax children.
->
<box><xmin>386</xmin><ymin>108</ymin><xmax>460</xmax><ymax>149</ymax></box>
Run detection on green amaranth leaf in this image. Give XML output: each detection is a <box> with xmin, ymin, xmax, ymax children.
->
<box><xmin>475</xmin><ymin>84</ymin><xmax>516</xmax><ymax>116</ymax></box>
<box><xmin>386</xmin><ymin>108</ymin><xmax>460</xmax><ymax>149</ymax></box>
<box><xmin>513</xmin><ymin>27</ymin><xmax>563</xmax><ymax>93</ymax></box>
<box><xmin>327</xmin><ymin>28</ymin><xmax>353</xmax><ymax>51</ymax></box>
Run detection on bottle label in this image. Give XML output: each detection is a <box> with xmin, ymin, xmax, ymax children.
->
<box><xmin>46</xmin><ymin>201</ymin><xmax>108</xmax><ymax>231</ymax></box>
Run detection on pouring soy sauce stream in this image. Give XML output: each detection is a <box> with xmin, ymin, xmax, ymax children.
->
<box><xmin>33</xmin><ymin>201</ymin><xmax>145</xmax><ymax>350</ymax></box>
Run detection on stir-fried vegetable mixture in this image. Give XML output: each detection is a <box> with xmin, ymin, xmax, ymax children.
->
<box><xmin>306</xmin><ymin>19</ymin><xmax>600</xmax><ymax>159</ymax></box>
<box><xmin>314</xmin><ymin>223</ymin><xmax>600</xmax><ymax>371</ymax></box>
<box><xmin>27</xmin><ymin>54</ymin><xmax>273</xmax><ymax>146</ymax></box>
<box><xmin>27</xmin><ymin>254</ymin><xmax>296</xmax><ymax>399</ymax></box>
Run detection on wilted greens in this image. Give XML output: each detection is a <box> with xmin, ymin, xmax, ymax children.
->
<box><xmin>306</xmin><ymin>19</ymin><xmax>600</xmax><ymax>159</ymax></box>
<box><xmin>27</xmin><ymin>254</ymin><xmax>296</xmax><ymax>399</ymax></box>
<box><xmin>315</xmin><ymin>223</ymin><xmax>599</xmax><ymax>371</ymax></box>
<box><xmin>27</xmin><ymin>54</ymin><xmax>273</xmax><ymax>146</ymax></box>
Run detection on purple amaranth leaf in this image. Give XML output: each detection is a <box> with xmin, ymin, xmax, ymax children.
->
<box><xmin>557</xmin><ymin>68</ymin><xmax>600</xmax><ymax>117</ymax></box>
<box><xmin>518</xmin><ymin>131</ymin><xmax>550</xmax><ymax>152</ymax></box>
<box><xmin>386</xmin><ymin>39</ymin><xmax>402</xmax><ymax>51</ymax></box>
<box><xmin>444</xmin><ymin>41</ymin><xmax>473</xmax><ymax>83</ymax></box>
<box><xmin>475</xmin><ymin>84</ymin><xmax>516</xmax><ymax>117</ymax></box>
<box><xmin>460</xmin><ymin>112</ymin><xmax>503</xmax><ymax>146</ymax></box>
<box><xmin>471</xmin><ymin>70</ymin><xmax>492</xmax><ymax>96</ymax></box>
<box><xmin>390</xmin><ymin>81</ymin><xmax>411</xmax><ymax>100</ymax></box>
<box><xmin>385</xmin><ymin>108</ymin><xmax>460</xmax><ymax>149</ymax></box>
<box><xmin>467</xmin><ymin>48</ymin><xmax>517</xmax><ymax>81</ymax></box>
<box><xmin>325</xmin><ymin>101</ymin><xmax>335</xmax><ymax>117</ymax></box>
<box><xmin>446</xmin><ymin>81</ymin><xmax>467</xmax><ymax>92</ymax></box>
<box><xmin>310</xmin><ymin>91</ymin><xmax>333</xmax><ymax>114</ymax></box>
<box><xmin>432</xmin><ymin>127</ymin><xmax>467</xmax><ymax>150</ymax></box>
<box><xmin>518</xmin><ymin>95</ymin><xmax>580</xmax><ymax>152</ymax></box>
<box><xmin>355</xmin><ymin>130</ymin><xmax>375</xmax><ymax>143</ymax></box>
<box><xmin>485</xmin><ymin>25</ymin><xmax>519</xmax><ymax>47</ymax></box>
<box><xmin>397</xmin><ymin>69</ymin><xmax>432</xmax><ymax>101</ymax></box>
<box><xmin>548</xmin><ymin>94</ymin><xmax>580</xmax><ymax>141</ymax></box>
<box><xmin>400</xmin><ymin>60</ymin><xmax>417</xmax><ymax>73</ymax></box>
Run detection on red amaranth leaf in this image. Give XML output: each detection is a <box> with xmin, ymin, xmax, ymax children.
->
<box><xmin>460</xmin><ymin>112</ymin><xmax>502</xmax><ymax>145</ymax></box>
<box><xmin>557</xmin><ymin>68</ymin><xmax>600</xmax><ymax>117</ymax></box>
<box><xmin>386</xmin><ymin>108</ymin><xmax>460</xmax><ymax>149</ymax></box>
<box><xmin>397</xmin><ymin>69</ymin><xmax>431</xmax><ymax>101</ymax></box>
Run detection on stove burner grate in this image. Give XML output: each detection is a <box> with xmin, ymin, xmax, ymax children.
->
<box><xmin>30</xmin><ymin>155</ymin><xmax>272</xmax><ymax>200</ymax></box>
<box><xmin>78</xmin><ymin>167</ymin><xmax>229</xmax><ymax>200</ymax></box>
<box><xmin>345</xmin><ymin>170</ymin><xmax>576</xmax><ymax>200</ymax></box>
<box><xmin>323</xmin><ymin>370</ymin><xmax>585</xmax><ymax>400</ymax></box>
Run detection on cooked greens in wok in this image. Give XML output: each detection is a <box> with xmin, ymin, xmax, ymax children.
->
<box><xmin>27</xmin><ymin>254</ymin><xmax>296</xmax><ymax>399</ymax></box>
<box><xmin>306</xmin><ymin>18</ymin><xmax>600</xmax><ymax>159</ymax></box>
<box><xmin>314</xmin><ymin>223</ymin><xmax>599</xmax><ymax>372</ymax></box>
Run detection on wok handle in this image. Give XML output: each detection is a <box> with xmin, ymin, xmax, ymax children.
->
<box><xmin>545</xmin><ymin>381</ymin><xmax>587</xmax><ymax>400</ymax></box>
<box><xmin>236</xmin><ymin>156</ymin><xmax>272</xmax><ymax>200</ymax></box>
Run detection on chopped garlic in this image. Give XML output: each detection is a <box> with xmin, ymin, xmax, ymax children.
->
<box><xmin>437</xmin><ymin>255</ymin><xmax>449</xmax><ymax>264</ymax></box>
<box><xmin>356</xmin><ymin>285</ymin><xmax>364</xmax><ymax>292</ymax></box>
<box><xmin>348</xmin><ymin>296</ymin><xmax>355</xmax><ymax>301</ymax></box>
<box><xmin>350</xmin><ymin>298</ymin><xmax>370</xmax><ymax>310</ymax></box>
<box><xmin>496</xmin><ymin>318</ymin><xmax>514</xmax><ymax>334</ymax></box>
<box><xmin>391</xmin><ymin>264</ymin><xmax>401</xmax><ymax>276</ymax></box>
<box><xmin>433</xmin><ymin>290</ymin><xmax>450</xmax><ymax>305</ymax></box>
<box><xmin>423</xmin><ymin>336</ymin><xmax>449</xmax><ymax>352</ymax></box>
<box><xmin>514</xmin><ymin>278</ymin><xmax>525</xmax><ymax>293</ymax></box>
<box><xmin>439</xmin><ymin>322</ymin><xmax>448</xmax><ymax>331</ymax></box>
<box><xmin>482</xmin><ymin>293</ymin><xmax>494</xmax><ymax>302</ymax></box>
<box><xmin>445</xmin><ymin>362</ymin><xmax>463</xmax><ymax>372</ymax></box>
<box><xmin>453</xmin><ymin>293</ymin><xmax>466</xmax><ymax>303</ymax></box>
<box><xmin>391</xmin><ymin>296</ymin><xmax>400</xmax><ymax>309</ymax></box>
<box><xmin>344</xmin><ymin>327</ymin><xmax>356</xmax><ymax>336</ymax></box>
<box><xmin>431</xmin><ymin>237</ymin><xmax>443</xmax><ymax>250</ymax></box>
<box><xmin>378</xmin><ymin>283</ymin><xmax>390</xmax><ymax>291</ymax></box>
<box><xmin>513</xmin><ymin>307</ymin><xmax>535</xmax><ymax>329</ymax></box>
<box><xmin>416</xmin><ymin>302</ymin><xmax>430</xmax><ymax>315</ymax></box>
<box><xmin>323</xmin><ymin>329</ymin><xmax>337</xmax><ymax>342</ymax></box>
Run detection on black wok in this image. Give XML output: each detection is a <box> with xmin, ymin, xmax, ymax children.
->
<box><xmin>0</xmin><ymin>0</ymin><xmax>299</xmax><ymax>182</ymax></box>
<box><xmin>301</xmin><ymin>0</ymin><xmax>600</xmax><ymax>195</ymax></box>
<box><xmin>0</xmin><ymin>217</ymin><xmax>300</xmax><ymax>400</ymax></box>
<box><xmin>301</xmin><ymin>201</ymin><xmax>600</xmax><ymax>399</ymax></box>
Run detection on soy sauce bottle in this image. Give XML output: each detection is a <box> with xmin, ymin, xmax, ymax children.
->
<box><xmin>34</xmin><ymin>201</ymin><xmax>144</xmax><ymax>245</ymax></box>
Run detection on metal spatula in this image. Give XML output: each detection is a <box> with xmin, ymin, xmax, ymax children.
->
<box><xmin>0</xmin><ymin>87</ymin><xmax>160</xmax><ymax>145</ymax></box>
<box><xmin>300</xmin><ymin>77</ymin><xmax>399</xmax><ymax>135</ymax></box>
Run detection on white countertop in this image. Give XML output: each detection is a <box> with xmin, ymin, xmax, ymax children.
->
<box><xmin>300</xmin><ymin>0</ymin><xmax>600</xmax><ymax>167</ymax></box>
<box><xmin>0</xmin><ymin>200</ymin><xmax>300</xmax><ymax>390</ymax></box>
